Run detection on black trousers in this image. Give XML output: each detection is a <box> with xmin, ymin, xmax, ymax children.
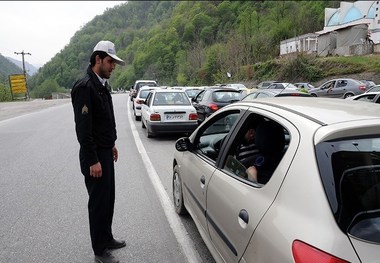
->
<box><xmin>80</xmin><ymin>147</ymin><xmax>115</xmax><ymax>256</ymax></box>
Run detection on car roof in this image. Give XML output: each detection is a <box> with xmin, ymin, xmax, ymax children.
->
<box><xmin>242</xmin><ymin>89</ymin><xmax>310</xmax><ymax>100</ymax></box>
<box><xmin>152</xmin><ymin>89</ymin><xmax>185</xmax><ymax>93</ymax></box>
<box><xmin>232</xmin><ymin>97</ymin><xmax>380</xmax><ymax>125</ymax></box>
<box><xmin>135</xmin><ymin>80</ymin><xmax>157</xmax><ymax>83</ymax></box>
<box><xmin>204</xmin><ymin>87</ymin><xmax>241</xmax><ymax>92</ymax></box>
<box><xmin>139</xmin><ymin>86</ymin><xmax>159</xmax><ymax>90</ymax></box>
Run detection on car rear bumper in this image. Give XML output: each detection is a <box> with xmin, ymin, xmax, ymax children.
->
<box><xmin>148</xmin><ymin>122</ymin><xmax>198</xmax><ymax>134</ymax></box>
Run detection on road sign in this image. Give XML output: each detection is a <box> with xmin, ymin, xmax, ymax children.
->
<box><xmin>9</xmin><ymin>74</ymin><xmax>27</xmax><ymax>100</ymax></box>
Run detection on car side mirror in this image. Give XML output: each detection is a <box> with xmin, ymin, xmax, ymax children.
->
<box><xmin>175</xmin><ymin>137</ymin><xmax>192</xmax><ymax>152</ymax></box>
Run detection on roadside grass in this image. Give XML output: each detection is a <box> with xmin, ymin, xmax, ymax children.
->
<box><xmin>251</xmin><ymin>54</ymin><xmax>380</xmax><ymax>83</ymax></box>
<box><xmin>316</xmin><ymin>55</ymin><xmax>380</xmax><ymax>75</ymax></box>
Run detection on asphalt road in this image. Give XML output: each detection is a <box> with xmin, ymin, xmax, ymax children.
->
<box><xmin>0</xmin><ymin>94</ymin><xmax>214</xmax><ymax>263</ymax></box>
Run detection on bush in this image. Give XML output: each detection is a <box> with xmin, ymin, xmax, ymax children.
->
<box><xmin>0</xmin><ymin>83</ymin><xmax>12</xmax><ymax>102</ymax></box>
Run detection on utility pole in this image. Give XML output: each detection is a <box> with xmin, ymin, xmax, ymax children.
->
<box><xmin>14</xmin><ymin>50</ymin><xmax>31</xmax><ymax>100</ymax></box>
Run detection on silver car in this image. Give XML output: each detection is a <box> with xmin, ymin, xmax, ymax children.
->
<box><xmin>345</xmin><ymin>91</ymin><xmax>380</xmax><ymax>104</ymax></box>
<box><xmin>172</xmin><ymin>97</ymin><xmax>380</xmax><ymax>263</ymax></box>
<box><xmin>308</xmin><ymin>78</ymin><xmax>366</xmax><ymax>98</ymax></box>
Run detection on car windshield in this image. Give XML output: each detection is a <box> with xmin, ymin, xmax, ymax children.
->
<box><xmin>185</xmin><ymin>89</ymin><xmax>202</xmax><ymax>98</ymax></box>
<box><xmin>153</xmin><ymin>92</ymin><xmax>191</xmax><ymax>106</ymax></box>
<box><xmin>139</xmin><ymin>82</ymin><xmax>157</xmax><ymax>87</ymax></box>
<box><xmin>367</xmin><ymin>86</ymin><xmax>380</xmax><ymax>93</ymax></box>
<box><xmin>212</xmin><ymin>91</ymin><xmax>241</xmax><ymax>102</ymax></box>
<box><xmin>316</xmin><ymin>137</ymin><xmax>380</xmax><ymax>243</ymax></box>
<box><xmin>139</xmin><ymin>90</ymin><xmax>152</xmax><ymax>99</ymax></box>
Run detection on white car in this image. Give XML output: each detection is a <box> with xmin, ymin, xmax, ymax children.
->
<box><xmin>172</xmin><ymin>97</ymin><xmax>380</xmax><ymax>263</ymax></box>
<box><xmin>130</xmin><ymin>79</ymin><xmax>158</xmax><ymax>101</ymax></box>
<box><xmin>141</xmin><ymin>89</ymin><xmax>198</xmax><ymax>138</ymax></box>
<box><xmin>345</xmin><ymin>91</ymin><xmax>380</xmax><ymax>103</ymax></box>
<box><xmin>133</xmin><ymin>86</ymin><xmax>160</xmax><ymax>120</ymax></box>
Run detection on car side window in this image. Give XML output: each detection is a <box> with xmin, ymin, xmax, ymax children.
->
<box><xmin>257</xmin><ymin>93</ymin><xmax>269</xmax><ymax>98</ymax></box>
<box><xmin>145</xmin><ymin>92</ymin><xmax>152</xmax><ymax>105</ymax></box>
<box><xmin>193</xmin><ymin>111</ymin><xmax>240</xmax><ymax>162</ymax></box>
<box><xmin>222</xmin><ymin>114</ymin><xmax>289</xmax><ymax>186</ymax></box>
<box><xmin>357</xmin><ymin>95</ymin><xmax>374</xmax><ymax>102</ymax></box>
<box><xmin>337</xmin><ymin>80</ymin><xmax>347</xmax><ymax>87</ymax></box>
<box><xmin>194</xmin><ymin>90</ymin><xmax>205</xmax><ymax>103</ymax></box>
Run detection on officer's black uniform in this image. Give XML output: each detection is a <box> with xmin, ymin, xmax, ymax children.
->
<box><xmin>71</xmin><ymin>64</ymin><xmax>117</xmax><ymax>256</ymax></box>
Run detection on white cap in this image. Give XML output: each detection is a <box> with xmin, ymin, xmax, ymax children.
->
<box><xmin>93</xmin><ymin>40</ymin><xmax>125</xmax><ymax>66</ymax></box>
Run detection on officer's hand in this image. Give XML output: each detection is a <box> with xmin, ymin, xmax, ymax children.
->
<box><xmin>113</xmin><ymin>146</ymin><xmax>118</xmax><ymax>162</ymax></box>
<box><xmin>90</xmin><ymin>162</ymin><xmax>102</xmax><ymax>177</ymax></box>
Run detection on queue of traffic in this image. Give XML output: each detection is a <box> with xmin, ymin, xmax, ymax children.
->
<box><xmin>127</xmin><ymin>78</ymin><xmax>380</xmax><ymax>263</ymax></box>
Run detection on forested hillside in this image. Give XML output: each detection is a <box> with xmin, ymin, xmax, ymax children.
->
<box><xmin>23</xmin><ymin>1</ymin><xmax>341</xmax><ymax>98</ymax></box>
<box><xmin>0</xmin><ymin>54</ymin><xmax>24</xmax><ymax>83</ymax></box>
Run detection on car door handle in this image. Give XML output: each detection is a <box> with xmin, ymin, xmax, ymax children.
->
<box><xmin>200</xmin><ymin>175</ymin><xmax>206</xmax><ymax>185</ymax></box>
<box><xmin>239</xmin><ymin>209</ymin><xmax>249</xmax><ymax>224</ymax></box>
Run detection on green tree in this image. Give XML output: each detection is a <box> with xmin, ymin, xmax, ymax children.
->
<box><xmin>30</xmin><ymin>79</ymin><xmax>64</xmax><ymax>99</ymax></box>
<box><xmin>0</xmin><ymin>83</ymin><xmax>12</xmax><ymax>102</ymax></box>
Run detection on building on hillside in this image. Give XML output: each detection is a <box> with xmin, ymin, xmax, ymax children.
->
<box><xmin>280</xmin><ymin>33</ymin><xmax>318</xmax><ymax>57</ymax></box>
<box><xmin>280</xmin><ymin>1</ymin><xmax>380</xmax><ymax>57</ymax></box>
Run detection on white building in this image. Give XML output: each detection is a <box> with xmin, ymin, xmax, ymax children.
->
<box><xmin>280</xmin><ymin>1</ymin><xmax>380</xmax><ymax>57</ymax></box>
<box><xmin>280</xmin><ymin>33</ymin><xmax>318</xmax><ymax>56</ymax></box>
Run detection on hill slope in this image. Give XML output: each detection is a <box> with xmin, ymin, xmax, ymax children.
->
<box><xmin>6</xmin><ymin>57</ymin><xmax>39</xmax><ymax>76</ymax></box>
<box><xmin>0</xmin><ymin>53</ymin><xmax>24</xmax><ymax>83</ymax></box>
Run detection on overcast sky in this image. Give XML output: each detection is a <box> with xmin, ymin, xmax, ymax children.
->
<box><xmin>0</xmin><ymin>1</ymin><xmax>126</xmax><ymax>66</ymax></box>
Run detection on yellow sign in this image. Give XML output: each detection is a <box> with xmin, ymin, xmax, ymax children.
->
<box><xmin>9</xmin><ymin>74</ymin><xmax>27</xmax><ymax>98</ymax></box>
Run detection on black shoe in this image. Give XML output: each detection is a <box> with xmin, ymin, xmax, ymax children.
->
<box><xmin>94</xmin><ymin>250</ymin><xmax>119</xmax><ymax>263</ymax></box>
<box><xmin>105</xmin><ymin>239</ymin><xmax>126</xmax><ymax>249</ymax></box>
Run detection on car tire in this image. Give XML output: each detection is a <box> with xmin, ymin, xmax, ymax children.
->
<box><xmin>141</xmin><ymin>118</ymin><xmax>146</xmax><ymax>128</ymax></box>
<box><xmin>146</xmin><ymin>124</ymin><xmax>154</xmax><ymax>138</ymax></box>
<box><xmin>135</xmin><ymin>115</ymin><xmax>141</xmax><ymax>121</ymax></box>
<box><xmin>344</xmin><ymin>93</ymin><xmax>354</xmax><ymax>98</ymax></box>
<box><xmin>310</xmin><ymin>93</ymin><xmax>317</xmax><ymax>97</ymax></box>
<box><xmin>172</xmin><ymin>165</ymin><xmax>187</xmax><ymax>215</ymax></box>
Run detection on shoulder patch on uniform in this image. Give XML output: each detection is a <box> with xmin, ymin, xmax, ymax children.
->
<box><xmin>82</xmin><ymin>105</ymin><xmax>88</xmax><ymax>115</ymax></box>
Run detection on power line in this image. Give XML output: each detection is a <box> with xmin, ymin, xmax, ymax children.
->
<box><xmin>14</xmin><ymin>50</ymin><xmax>31</xmax><ymax>100</ymax></box>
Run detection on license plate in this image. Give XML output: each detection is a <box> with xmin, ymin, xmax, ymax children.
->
<box><xmin>165</xmin><ymin>114</ymin><xmax>184</xmax><ymax>121</ymax></box>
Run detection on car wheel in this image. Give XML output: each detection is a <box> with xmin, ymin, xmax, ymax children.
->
<box><xmin>344</xmin><ymin>93</ymin><xmax>354</xmax><ymax>98</ymax></box>
<box><xmin>310</xmin><ymin>93</ymin><xmax>317</xmax><ymax>97</ymax></box>
<box><xmin>135</xmin><ymin>115</ymin><xmax>141</xmax><ymax>121</ymax></box>
<box><xmin>172</xmin><ymin>165</ymin><xmax>187</xmax><ymax>215</ymax></box>
<box><xmin>141</xmin><ymin>118</ymin><xmax>146</xmax><ymax>128</ymax></box>
<box><xmin>146</xmin><ymin>124</ymin><xmax>154</xmax><ymax>138</ymax></box>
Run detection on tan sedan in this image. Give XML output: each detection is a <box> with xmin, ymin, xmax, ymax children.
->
<box><xmin>172</xmin><ymin>97</ymin><xmax>380</xmax><ymax>263</ymax></box>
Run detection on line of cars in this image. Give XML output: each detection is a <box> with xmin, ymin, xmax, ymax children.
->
<box><xmin>128</xmin><ymin>79</ymin><xmax>380</xmax><ymax>263</ymax></box>
<box><xmin>131</xmin><ymin>84</ymin><xmax>244</xmax><ymax>138</ymax></box>
<box><xmin>131</xmin><ymin>77</ymin><xmax>379</xmax><ymax>139</ymax></box>
<box><xmin>257</xmin><ymin>78</ymin><xmax>379</xmax><ymax>100</ymax></box>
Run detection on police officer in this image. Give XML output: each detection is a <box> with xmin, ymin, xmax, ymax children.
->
<box><xmin>71</xmin><ymin>40</ymin><xmax>126</xmax><ymax>263</ymax></box>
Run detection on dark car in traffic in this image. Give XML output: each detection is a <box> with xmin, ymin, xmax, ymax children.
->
<box><xmin>192</xmin><ymin>87</ymin><xmax>241</xmax><ymax>124</ymax></box>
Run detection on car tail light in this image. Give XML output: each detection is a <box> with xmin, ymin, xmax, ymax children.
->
<box><xmin>358</xmin><ymin>85</ymin><xmax>366</xmax><ymax>91</ymax></box>
<box><xmin>189</xmin><ymin>113</ymin><xmax>198</xmax><ymax>120</ymax></box>
<box><xmin>150</xmin><ymin>114</ymin><xmax>161</xmax><ymax>121</ymax></box>
<box><xmin>292</xmin><ymin>240</ymin><xmax>349</xmax><ymax>263</ymax></box>
<box><xmin>208</xmin><ymin>103</ymin><xmax>219</xmax><ymax>112</ymax></box>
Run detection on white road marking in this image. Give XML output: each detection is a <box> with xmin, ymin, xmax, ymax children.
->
<box><xmin>127</xmin><ymin>100</ymin><xmax>202</xmax><ymax>263</ymax></box>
